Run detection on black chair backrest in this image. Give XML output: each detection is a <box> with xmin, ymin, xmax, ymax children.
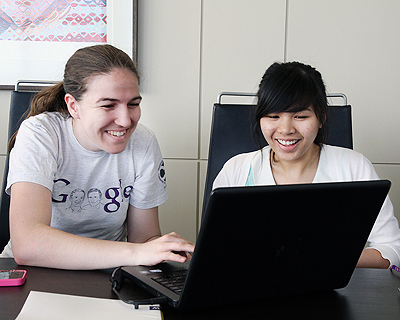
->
<box><xmin>0</xmin><ymin>90</ymin><xmax>37</xmax><ymax>249</ymax></box>
<box><xmin>202</xmin><ymin>93</ymin><xmax>353</xmax><ymax>219</ymax></box>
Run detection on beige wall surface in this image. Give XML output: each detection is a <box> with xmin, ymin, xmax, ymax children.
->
<box><xmin>286</xmin><ymin>0</ymin><xmax>400</xmax><ymax>164</ymax></box>
<box><xmin>0</xmin><ymin>0</ymin><xmax>399</xmax><ymax>242</ymax></box>
<box><xmin>200</xmin><ymin>0</ymin><xmax>286</xmax><ymax>159</ymax></box>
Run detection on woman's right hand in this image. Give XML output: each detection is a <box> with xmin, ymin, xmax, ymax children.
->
<box><xmin>133</xmin><ymin>232</ymin><xmax>195</xmax><ymax>266</ymax></box>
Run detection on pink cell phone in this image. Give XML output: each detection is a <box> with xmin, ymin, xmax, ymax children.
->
<box><xmin>0</xmin><ymin>270</ymin><xmax>27</xmax><ymax>286</ymax></box>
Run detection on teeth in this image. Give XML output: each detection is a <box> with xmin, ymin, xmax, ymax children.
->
<box><xmin>107</xmin><ymin>130</ymin><xmax>126</xmax><ymax>137</ymax></box>
<box><xmin>277</xmin><ymin>139</ymin><xmax>298</xmax><ymax>146</ymax></box>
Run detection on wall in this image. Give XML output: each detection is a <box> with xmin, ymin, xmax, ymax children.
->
<box><xmin>0</xmin><ymin>0</ymin><xmax>399</xmax><ymax>243</ymax></box>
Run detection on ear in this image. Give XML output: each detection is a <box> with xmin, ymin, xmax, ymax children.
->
<box><xmin>65</xmin><ymin>93</ymin><xmax>80</xmax><ymax>119</ymax></box>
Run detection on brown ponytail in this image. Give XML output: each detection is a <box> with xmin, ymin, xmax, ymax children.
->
<box><xmin>8</xmin><ymin>82</ymin><xmax>69</xmax><ymax>152</ymax></box>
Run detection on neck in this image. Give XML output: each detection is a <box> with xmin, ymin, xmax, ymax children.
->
<box><xmin>270</xmin><ymin>144</ymin><xmax>321</xmax><ymax>185</ymax></box>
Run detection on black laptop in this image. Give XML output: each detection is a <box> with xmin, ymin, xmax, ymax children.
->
<box><xmin>121</xmin><ymin>180</ymin><xmax>391</xmax><ymax>311</ymax></box>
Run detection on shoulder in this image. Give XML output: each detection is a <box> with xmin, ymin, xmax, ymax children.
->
<box><xmin>131</xmin><ymin>124</ymin><xmax>157</xmax><ymax>144</ymax></box>
<box><xmin>24</xmin><ymin>111</ymin><xmax>68</xmax><ymax>125</ymax></box>
<box><xmin>16</xmin><ymin>112</ymin><xmax>70</xmax><ymax>147</ymax></box>
<box><xmin>213</xmin><ymin>147</ymin><xmax>267</xmax><ymax>189</ymax></box>
<box><xmin>223</xmin><ymin>148</ymin><xmax>263</xmax><ymax>170</ymax></box>
<box><xmin>318</xmin><ymin>144</ymin><xmax>377</xmax><ymax>181</ymax></box>
<box><xmin>124</xmin><ymin>124</ymin><xmax>162</xmax><ymax>160</ymax></box>
<box><xmin>133</xmin><ymin>123</ymin><xmax>155</xmax><ymax>137</ymax></box>
<box><xmin>21</xmin><ymin>112</ymin><xmax>69</xmax><ymax>134</ymax></box>
<box><xmin>321</xmin><ymin>144</ymin><xmax>366</xmax><ymax>162</ymax></box>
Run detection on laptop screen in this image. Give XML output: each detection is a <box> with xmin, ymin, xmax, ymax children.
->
<box><xmin>122</xmin><ymin>180</ymin><xmax>390</xmax><ymax>311</ymax></box>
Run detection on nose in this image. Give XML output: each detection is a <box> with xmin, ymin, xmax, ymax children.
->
<box><xmin>278</xmin><ymin>117</ymin><xmax>295</xmax><ymax>135</ymax></box>
<box><xmin>114</xmin><ymin>105</ymin><xmax>132</xmax><ymax>127</ymax></box>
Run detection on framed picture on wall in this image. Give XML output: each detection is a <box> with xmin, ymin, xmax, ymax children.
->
<box><xmin>0</xmin><ymin>0</ymin><xmax>138</xmax><ymax>89</ymax></box>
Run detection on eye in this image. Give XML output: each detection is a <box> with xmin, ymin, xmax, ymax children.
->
<box><xmin>100</xmin><ymin>104</ymin><xmax>115</xmax><ymax>109</ymax></box>
<box><xmin>128</xmin><ymin>97</ymin><xmax>142</xmax><ymax>109</ymax></box>
<box><xmin>294</xmin><ymin>111</ymin><xmax>311</xmax><ymax>119</ymax></box>
<box><xmin>128</xmin><ymin>102</ymin><xmax>140</xmax><ymax>109</ymax></box>
<box><xmin>294</xmin><ymin>115</ymin><xmax>308</xmax><ymax>119</ymax></box>
<box><xmin>266</xmin><ymin>115</ymin><xmax>279</xmax><ymax>119</ymax></box>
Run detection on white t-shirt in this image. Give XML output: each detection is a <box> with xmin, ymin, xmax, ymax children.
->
<box><xmin>1</xmin><ymin>112</ymin><xmax>167</xmax><ymax>257</ymax></box>
<box><xmin>213</xmin><ymin>144</ymin><xmax>400</xmax><ymax>267</ymax></box>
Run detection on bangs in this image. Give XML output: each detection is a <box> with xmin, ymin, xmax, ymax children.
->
<box><xmin>258</xmin><ymin>68</ymin><xmax>319</xmax><ymax>116</ymax></box>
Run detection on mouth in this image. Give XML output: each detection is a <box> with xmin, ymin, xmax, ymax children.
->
<box><xmin>106</xmin><ymin>130</ymin><xmax>127</xmax><ymax>137</ymax></box>
<box><xmin>277</xmin><ymin>139</ymin><xmax>300</xmax><ymax>146</ymax></box>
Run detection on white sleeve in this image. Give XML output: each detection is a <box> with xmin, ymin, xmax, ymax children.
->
<box><xmin>212</xmin><ymin>162</ymin><xmax>234</xmax><ymax>190</ymax></box>
<box><xmin>356</xmin><ymin>154</ymin><xmax>400</xmax><ymax>267</ymax></box>
<box><xmin>367</xmin><ymin>196</ymin><xmax>400</xmax><ymax>267</ymax></box>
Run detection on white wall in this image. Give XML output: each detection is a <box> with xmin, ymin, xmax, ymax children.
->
<box><xmin>1</xmin><ymin>0</ymin><xmax>399</xmax><ymax>243</ymax></box>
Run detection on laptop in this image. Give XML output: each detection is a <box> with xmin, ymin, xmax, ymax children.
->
<box><xmin>121</xmin><ymin>180</ymin><xmax>391</xmax><ymax>311</ymax></box>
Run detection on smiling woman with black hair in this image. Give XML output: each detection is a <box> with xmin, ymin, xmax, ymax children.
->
<box><xmin>213</xmin><ymin>61</ymin><xmax>400</xmax><ymax>269</ymax></box>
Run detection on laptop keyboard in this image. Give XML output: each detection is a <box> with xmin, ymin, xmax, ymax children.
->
<box><xmin>151</xmin><ymin>271</ymin><xmax>187</xmax><ymax>295</ymax></box>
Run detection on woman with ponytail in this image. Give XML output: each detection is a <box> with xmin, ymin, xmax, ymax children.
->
<box><xmin>1</xmin><ymin>44</ymin><xmax>194</xmax><ymax>270</ymax></box>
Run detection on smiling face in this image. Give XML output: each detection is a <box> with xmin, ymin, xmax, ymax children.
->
<box><xmin>88</xmin><ymin>191</ymin><xmax>101</xmax><ymax>206</ymax></box>
<box><xmin>260</xmin><ymin>106</ymin><xmax>321</xmax><ymax>164</ymax></box>
<box><xmin>70</xmin><ymin>190</ymin><xmax>85</xmax><ymax>206</ymax></box>
<box><xmin>65</xmin><ymin>68</ymin><xmax>141</xmax><ymax>154</ymax></box>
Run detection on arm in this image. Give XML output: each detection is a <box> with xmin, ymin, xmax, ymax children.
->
<box><xmin>126</xmin><ymin>205</ymin><xmax>193</xmax><ymax>265</ymax></box>
<box><xmin>356</xmin><ymin>248</ymin><xmax>390</xmax><ymax>269</ymax></box>
<box><xmin>126</xmin><ymin>205</ymin><xmax>162</xmax><ymax>243</ymax></box>
<box><xmin>336</xmin><ymin>149</ymin><xmax>400</xmax><ymax>268</ymax></box>
<box><xmin>10</xmin><ymin>182</ymin><xmax>194</xmax><ymax>270</ymax></box>
<box><xmin>364</xmin><ymin>197</ymin><xmax>400</xmax><ymax>268</ymax></box>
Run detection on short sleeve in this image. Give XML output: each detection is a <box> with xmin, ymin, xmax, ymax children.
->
<box><xmin>129</xmin><ymin>126</ymin><xmax>168</xmax><ymax>209</ymax></box>
<box><xmin>7</xmin><ymin>115</ymin><xmax>60</xmax><ymax>194</ymax></box>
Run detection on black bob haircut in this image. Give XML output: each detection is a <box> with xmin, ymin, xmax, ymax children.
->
<box><xmin>253</xmin><ymin>61</ymin><xmax>328</xmax><ymax>148</ymax></box>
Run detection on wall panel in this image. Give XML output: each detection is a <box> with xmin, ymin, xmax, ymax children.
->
<box><xmin>200</xmin><ymin>0</ymin><xmax>286</xmax><ymax>159</ymax></box>
<box><xmin>137</xmin><ymin>0</ymin><xmax>201</xmax><ymax>159</ymax></box>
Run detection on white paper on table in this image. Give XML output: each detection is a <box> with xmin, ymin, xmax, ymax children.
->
<box><xmin>16</xmin><ymin>291</ymin><xmax>163</xmax><ymax>320</ymax></box>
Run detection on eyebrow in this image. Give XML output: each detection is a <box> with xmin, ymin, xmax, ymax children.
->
<box><xmin>96</xmin><ymin>96</ymin><xmax>142</xmax><ymax>103</ymax></box>
<box><xmin>295</xmin><ymin>107</ymin><xmax>313</xmax><ymax>112</ymax></box>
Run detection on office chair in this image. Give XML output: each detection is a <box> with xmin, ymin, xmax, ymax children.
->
<box><xmin>202</xmin><ymin>92</ymin><xmax>353</xmax><ymax>219</ymax></box>
<box><xmin>0</xmin><ymin>81</ymin><xmax>56</xmax><ymax>249</ymax></box>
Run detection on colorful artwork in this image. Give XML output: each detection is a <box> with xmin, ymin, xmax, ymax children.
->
<box><xmin>0</xmin><ymin>0</ymin><xmax>107</xmax><ymax>42</ymax></box>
